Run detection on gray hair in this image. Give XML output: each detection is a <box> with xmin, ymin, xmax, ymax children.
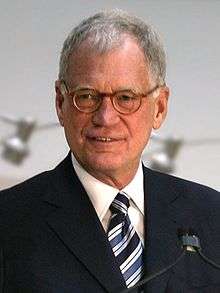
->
<box><xmin>58</xmin><ymin>9</ymin><xmax>166</xmax><ymax>86</ymax></box>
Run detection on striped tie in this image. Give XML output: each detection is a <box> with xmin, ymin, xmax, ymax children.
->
<box><xmin>107</xmin><ymin>192</ymin><xmax>144</xmax><ymax>288</ymax></box>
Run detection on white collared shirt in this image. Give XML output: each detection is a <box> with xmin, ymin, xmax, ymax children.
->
<box><xmin>71</xmin><ymin>153</ymin><xmax>145</xmax><ymax>243</ymax></box>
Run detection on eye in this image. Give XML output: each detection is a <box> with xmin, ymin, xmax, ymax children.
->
<box><xmin>75</xmin><ymin>90</ymin><xmax>99</xmax><ymax>102</ymax></box>
<box><xmin>117</xmin><ymin>93</ymin><xmax>138</xmax><ymax>102</ymax></box>
<box><xmin>118</xmin><ymin>95</ymin><xmax>133</xmax><ymax>101</ymax></box>
<box><xmin>115</xmin><ymin>92</ymin><xmax>140</xmax><ymax>112</ymax></box>
<box><xmin>76</xmin><ymin>90</ymin><xmax>97</xmax><ymax>100</ymax></box>
<box><xmin>74</xmin><ymin>90</ymin><xmax>100</xmax><ymax>110</ymax></box>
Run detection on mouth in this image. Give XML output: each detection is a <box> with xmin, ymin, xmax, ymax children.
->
<box><xmin>88</xmin><ymin>136</ymin><xmax>119</xmax><ymax>142</ymax></box>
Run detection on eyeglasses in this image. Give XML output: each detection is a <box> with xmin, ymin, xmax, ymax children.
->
<box><xmin>61</xmin><ymin>81</ymin><xmax>160</xmax><ymax>115</ymax></box>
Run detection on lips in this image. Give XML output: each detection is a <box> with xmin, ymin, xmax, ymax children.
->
<box><xmin>88</xmin><ymin>136</ymin><xmax>120</xmax><ymax>142</ymax></box>
<box><xmin>95</xmin><ymin>137</ymin><xmax>115</xmax><ymax>142</ymax></box>
<box><xmin>85</xmin><ymin>130</ymin><xmax>124</xmax><ymax>142</ymax></box>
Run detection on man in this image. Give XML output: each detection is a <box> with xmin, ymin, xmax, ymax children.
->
<box><xmin>0</xmin><ymin>10</ymin><xmax>219</xmax><ymax>293</ymax></box>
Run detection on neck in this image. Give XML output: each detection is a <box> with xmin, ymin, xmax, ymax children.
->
<box><xmin>84</xmin><ymin>166</ymin><xmax>139</xmax><ymax>190</ymax></box>
<box><xmin>73</xmin><ymin>155</ymin><xmax>140</xmax><ymax>189</ymax></box>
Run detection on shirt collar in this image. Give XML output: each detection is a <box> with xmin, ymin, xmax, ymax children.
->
<box><xmin>71</xmin><ymin>153</ymin><xmax>144</xmax><ymax>220</ymax></box>
<box><xmin>123</xmin><ymin>163</ymin><xmax>144</xmax><ymax>215</ymax></box>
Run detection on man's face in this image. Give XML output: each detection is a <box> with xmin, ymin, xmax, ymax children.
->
<box><xmin>56</xmin><ymin>37</ymin><xmax>169</xmax><ymax>187</ymax></box>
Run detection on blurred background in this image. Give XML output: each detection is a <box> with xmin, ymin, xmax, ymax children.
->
<box><xmin>0</xmin><ymin>0</ymin><xmax>219</xmax><ymax>190</ymax></box>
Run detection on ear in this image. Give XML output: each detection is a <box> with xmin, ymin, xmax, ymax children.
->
<box><xmin>55</xmin><ymin>80</ymin><xmax>65</xmax><ymax>127</ymax></box>
<box><xmin>153</xmin><ymin>86</ymin><xmax>169</xmax><ymax>130</ymax></box>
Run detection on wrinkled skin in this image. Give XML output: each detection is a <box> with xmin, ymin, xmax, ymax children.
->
<box><xmin>56</xmin><ymin>37</ymin><xmax>169</xmax><ymax>189</ymax></box>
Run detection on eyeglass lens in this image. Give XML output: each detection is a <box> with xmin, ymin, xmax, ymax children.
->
<box><xmin>73</xmin><ymin>90</ymin><xmax>141</xmax><ymax>114</ymax></box>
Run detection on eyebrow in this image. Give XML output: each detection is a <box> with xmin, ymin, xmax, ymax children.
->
<box><xmin>73</xmin><ymin>85</ymin><xmax>95</xmax><ymax>91</ymax></box>
<box><xmin>71</xmin><ymin>85</ymin><xmax>143</xmax><ymax>95</ymax></box>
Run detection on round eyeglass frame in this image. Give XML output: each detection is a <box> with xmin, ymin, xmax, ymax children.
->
<box><xmin>60</xmin><ymin>80</ymin><xmax>161</xmax><ymax>115</ymax></box>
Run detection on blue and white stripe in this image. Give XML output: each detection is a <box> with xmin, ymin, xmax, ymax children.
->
<box><xmin>107</xmin><ymin>192</ymin><xmax>144</xmax><ymax>288</ymax></box>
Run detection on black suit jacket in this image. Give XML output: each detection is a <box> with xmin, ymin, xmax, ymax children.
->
<box><xmin>0</xmin><ymin>154</ymin><xmax>219</xmax><ymax>292</ymax></box>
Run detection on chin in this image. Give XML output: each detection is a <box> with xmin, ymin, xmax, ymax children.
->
<box><xmin>86</xmin><ymin>154</ymin><xmax>127</xmax><ymax>173</ymax></box>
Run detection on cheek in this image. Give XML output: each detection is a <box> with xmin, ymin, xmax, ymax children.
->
<box><xmin>63</xmin><ymin>109</ymin><xmax>93</xmax><ymax>146</ymax></box>
<box><xmin>129</xmin><ymin>110</ymin><xmax>154</xmax><ymax>148</ymax></box>
<box><xmin>63</xmin><ymin>112</ymin><xmax>83</xmax><ymax>143</ymax></box>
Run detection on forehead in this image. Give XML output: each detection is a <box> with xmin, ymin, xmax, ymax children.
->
<box><xmin>66</xmin><ymin>37</ymin><xmax>150</xmax><ymax>92</ymax></box>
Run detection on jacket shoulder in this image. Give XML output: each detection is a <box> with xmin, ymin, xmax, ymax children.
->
<box><xmin>0</xmin><ymin>169</ymin><xmax>53</xmax><ymax>201</ymax></box>
<box><xmin>0</xmin><ymin>154</ymin><xmax>70</xmax><ymax>203</ymax></box>
<box><xmin>143</xmin><ymin>166</ymin><xmax>220</xmax><ymax>213</ymax></box>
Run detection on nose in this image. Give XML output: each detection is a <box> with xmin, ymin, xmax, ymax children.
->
<box><xmin>92</xmin><ymin>96</ymin><xmax>120</xmax><ymax>126</ymax></box>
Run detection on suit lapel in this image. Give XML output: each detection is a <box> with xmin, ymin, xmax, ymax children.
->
<box><xmin>43</xmin><ymin>154</ymin><xmax>126</xmax><ymax>292</ymax></box>
<box><xmin>142</xmin><ymin>166</ymin><xmax>217</xmax><ymax>292</ymax></box>
<box><xmin>143</xmin><ymin>167</ymin><xmax>183</xmax><ymax>291</ymax></box>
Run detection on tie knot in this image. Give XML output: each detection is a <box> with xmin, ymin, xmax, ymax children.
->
<box><xmin>110</xmin><ymin>192</ymin><xmax>130</xmax><ymax>215</ymax></box>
